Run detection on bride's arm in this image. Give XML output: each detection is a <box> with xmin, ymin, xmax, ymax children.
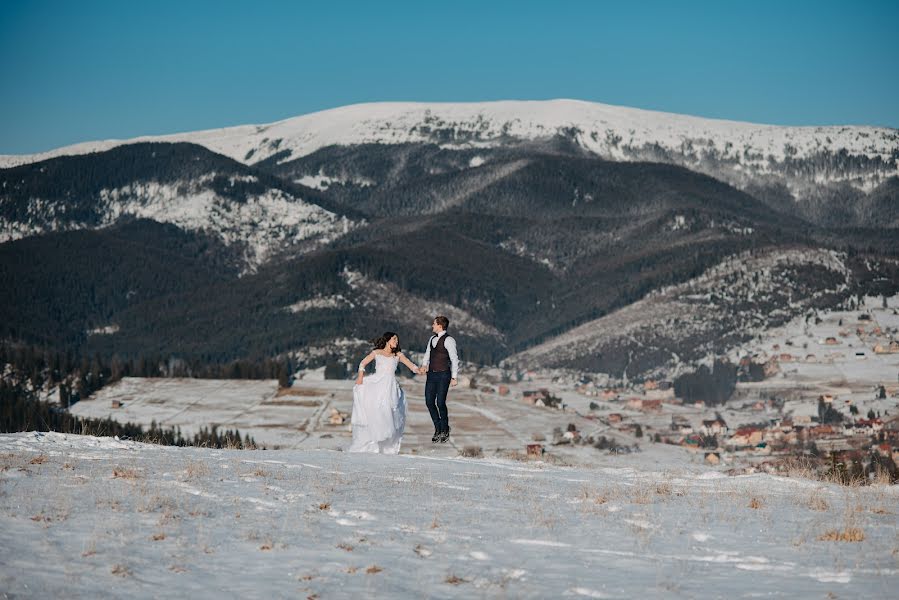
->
<box><xmin>397</xmin><ymin>352</ymin><xmax>419</xmax><ymax>374</ymax></box>
<box><xmin>356</xmin><ymin>352</ymin><xmax>375</xmax><ymax>384</ymax></box>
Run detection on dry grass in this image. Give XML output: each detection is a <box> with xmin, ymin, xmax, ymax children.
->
<box><xmin>318</xmin><ymin>502</ymin><xmax>331</xmax><ymax>511</ymax></box>
<box><xmin>337</xmin><ymin>543</ymin><xmax>354</xmax><ymax>552</ymax></box>
<box><xmin>748</xmin><ymin>497</ymin><xmax>763</xmax><ymax>510</ymax></box>
<box><xmin>445</xmin><ymin>574</ymin><xmax>468</xmax><ymax>585</ymax></box>
<box><xmin>460</xmin><ymin>445</ymin><xmax>483</xmax><ymax>458</ymax></box>
<box><xmin>275</xmin><ymin>387</ymin><xmax>324</xmax><ymax>397</ymax></box>
<box><xmin>819</xmin><ymin>527</ymin><xmax>865</xmax><ymax>542</ymax></box>
<box><xmin>184</xmin><ymin>460</ymin><xmax>210</xmax><ymax>479</ymax></box>
<box><xmin>112</xmin><ymin>466</ymin><xmax>141</xmax><ymax>480</ymax></box>
<box><xmin>253</xmin><ymin>468</ymin><xmax>270</xmax><ymax>478</ymax></box>
<box><xmin>151</xmin><ymin>532</ymin><xmax>166</xmax><ymax>541</ymax></box>
<box><xmin>29</xmin><ymin>454</ymin><xmax>48</xmax><ymax>465</ymax></box>
<box><xmin>365</xmin><ymin>565</ymin><xmax>383</xmax><ymax>574</ymax></box>
<box><xmin>110</xmin><ymin>564</ymin><xmax>131</xmax><ymax>577</ymax></box>
<box><xmin>806</xmin><ymin>495</ymin><xmax>829</xmax><ymax>512</ymax></box>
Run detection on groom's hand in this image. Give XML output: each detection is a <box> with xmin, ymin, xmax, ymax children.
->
<box><xmin>451</xmin><ymin>378</ymin><xmax>457</xmax><ymax>387</ymax></box>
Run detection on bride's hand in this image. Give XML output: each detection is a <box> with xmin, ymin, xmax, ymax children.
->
<box><xmin>355</xmin><ymin>373</ymin><xmax>363</xmax><ymax>385</ymax></box>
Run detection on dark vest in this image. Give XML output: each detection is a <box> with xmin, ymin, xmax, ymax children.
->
<box><xmin>428</xmin><ymin>334</ymin><xmax>451</xmax><ymax>373</ymax></box>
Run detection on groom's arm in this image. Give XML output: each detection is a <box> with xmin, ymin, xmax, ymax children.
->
<box><xmin>445</xmin><ymin>337</ymin><xmax>459</xmax><ymax>381</ymax></box>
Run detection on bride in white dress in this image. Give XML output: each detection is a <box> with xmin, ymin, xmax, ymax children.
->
<box><xmin>348</xmin><ymin>332</ymin><xmax>420</xmax><ymax>454</ymax></box>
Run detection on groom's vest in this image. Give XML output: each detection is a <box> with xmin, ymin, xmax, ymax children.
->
<box><xmin>428</xmin><ymin>335</ymin><xmax>451</xmax><ymax>373</ymax></box>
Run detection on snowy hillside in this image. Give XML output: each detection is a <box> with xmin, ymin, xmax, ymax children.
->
<box><xmin>507</xmin><ymin>248</ymin><xmax>859</xmax><ymax>379</ymax></box>
<box><xmin>1</xmin><ymin>431</ymin><xmax>896</xmax><ymax>598</ymax></box>
<box><xmin>0</xmin><ymin>143</ymin><xmax>355</xmax><ymax>271</ymax></box>
<box><xmin>3</xmin><ymin>100</ymin><xmax>896</xmax><ymax>191</ymax></box>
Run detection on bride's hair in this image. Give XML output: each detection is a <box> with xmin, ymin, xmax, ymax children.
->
<box><xmin>370</xmin><ymin>331</ymin><xmax>401</xmax><ymax>354</ymax></box>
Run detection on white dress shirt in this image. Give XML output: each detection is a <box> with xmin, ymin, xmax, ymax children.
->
<box><xmin>421</xmin><ymin>330</ymin><xmax>458</xmax><ymax>379</ymax></box>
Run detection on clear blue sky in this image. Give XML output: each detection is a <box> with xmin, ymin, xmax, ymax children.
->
<box><xmin>2</xmin><ymin>0</ymin><xmax>897</xmax><ymax>154</ymax></box>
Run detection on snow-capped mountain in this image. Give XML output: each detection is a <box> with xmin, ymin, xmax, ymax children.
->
<box><xmin>3</xmin><ymin>100</ymin><xmax>896</xmax><ymax>193</ymax></box>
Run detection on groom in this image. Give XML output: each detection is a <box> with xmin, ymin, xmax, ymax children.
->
<box><xmin>418</xmin><ymin>315</ymin><xmax>458</xmax><ymax>443</ymax></box>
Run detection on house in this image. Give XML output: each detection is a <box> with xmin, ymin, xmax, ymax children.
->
<box><xmin>700</xmin><ymin>418</ymin><xmax>728</xmax><ymax>436</ymax></box>
<box><xmin>805</xmin><ymin>354</ymin><xmax>817</xmax><ymax>363</ymax></box>
<box><xmin>671</xmin><ymin>415</ymin><xmax>692</xmax><ymax>432</ymax></box>
<box><xmin>818</xmin><ymin>394</ymin><xmax>834</xmax><ymax>404</ymax></box>
<box><xmin>641</xmin><ymin>399</ymin><xmax>663</xmax><ymax>412</ymax></box>
<box><xmin>705</xmin><ymin>452</ymin><xmax>721</xmax><ymax>465</ymax></box>
<box><xmin>809</xmin><ymin>424</ymin><xmax>835</xmax><ymax>437</ymax></box>
<box><xmin>526</xmin><ymin>443</ymin><xmax>544</xmax><ymax>458</ymax></box>
<box><xmin>729</xmin><ymin>427</ymin><xmax>764</xmax><ymax>447</ymax></box>
<box><xmin>824</xmin><ymin>337</ymin><xmax>840</xmax><ymax>345</ymax></box>
<box><xmin>111</xmin><ymin>400</ymin><xmax>122</xmax><ymax>409</ymax></box>
<box><xmin>626</xmin><ymin>398</ymin><xmax>644</xmax><ymax>410</ymax></box>
<box><xmin>497</xmin><ymin>385</ymin><xmax>510</xmax><ymax>396</ymax></box>
<box><xmin>643</xmin><ymin>380</ymin><xmax>659</xmax><ymax>391</ymax></box>
<box><xmin>523</xmin><ymin>389</ymin><xmax>550</xmax><ymax>404</ymax></box>
<box><xmin>779</xmin><ymin>353</ymin><xmax>794</xmax><ymax>362</ymax></box>
<box><xmin>608</xmin><ymin>413</ymin><xmax>623</xmax><ymax>424</ymax></box>
<box><xmin>848</xmin><ymin>419</ymin><xmax>882</xmax><ymax>435</ymax></box>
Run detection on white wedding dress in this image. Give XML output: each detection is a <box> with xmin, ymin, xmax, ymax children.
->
<box><xmin>348</xmin><ymin>354</ymin><xmax>407</xmax><ymax>454</ymax></box>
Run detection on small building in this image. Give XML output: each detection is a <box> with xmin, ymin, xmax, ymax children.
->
<box><xmin>111</xmin><ymin>400</ymin><xmax>122</xmax><ymax>409</ymax></box>
<box><xmin>497</xmin><ymin>385</ymin><xmax>510</xmax><ymax>396</ymax></box>
<box><xmin>608</xmin><ymin>413</ymin><xmax>623</xmax><ymax>424</ymax></box>
<box><xmin>641</xmin><ymin>399</ymin><xmax>663</xmax><ymax>412</ymax></box>
<box><xmin>700</xmin><ymin>418</ymin><xmax>728</xmax><ymax>436</ymax></box>
<box><xmin>779</xmin><ymin>353</ymin><xmax>794</xmax><ymax>362</ymax></box>
<box><xmin>526</xmin><ymin>443</ymin><xmax>544</xmax><ymax>458</ymax></box>
<box><xmin>523</xmin><ymin>389</ymin><xmax>550</xmax><ymax>404</ymax></box>
<box><xmin>824</xmin><ymin>337</ymin><xmax>840</xmax><ymax>345</ymax></box>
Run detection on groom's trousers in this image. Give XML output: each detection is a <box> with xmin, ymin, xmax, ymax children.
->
<box><xmin>424</xmin><ymin>370</ymin><xmax>451</xmax><ymax>431</ymax></box>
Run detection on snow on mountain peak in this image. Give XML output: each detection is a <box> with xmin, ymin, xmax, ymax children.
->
<box><xmin>3</xmin><ymin>100</ymin><xmax>896</xmax><ymax>182</ymax></box>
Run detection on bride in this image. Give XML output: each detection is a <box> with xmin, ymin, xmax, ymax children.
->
<box><xmin>348</xmin><ymin>332</ymin><xmax>420</xmax><ymax>454</ymax></box>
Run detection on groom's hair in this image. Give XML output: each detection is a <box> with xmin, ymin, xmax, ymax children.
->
<box><xmin>434</xmin><ymin>315</ymin><xmax>449</xmax><ymax>331</ymax></box>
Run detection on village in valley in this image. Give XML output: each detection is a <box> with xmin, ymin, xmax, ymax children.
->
<box><xmin>509</xmin><ymin>294</ymin><xmax>899</xmax><ymax>479</ymax></box>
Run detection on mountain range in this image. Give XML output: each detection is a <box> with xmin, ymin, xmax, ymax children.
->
<box><xmin>1</xmin><ymin>100</ymin><xmax>897</xmax><ymax>379</ymax></box>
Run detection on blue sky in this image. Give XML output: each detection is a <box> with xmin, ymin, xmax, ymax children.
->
<box><xmin>1</xmin><ymin>0</ymin><xmax>897</xmax><ymax>154</ymax></box>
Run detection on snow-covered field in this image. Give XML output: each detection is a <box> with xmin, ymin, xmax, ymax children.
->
<box><xmin>1</xmin><ymin>431</ymin><xmax>896</xmax><ymax>598</ymax></box>
<box><xmin>68</xmin><ymin>375</ymin><xmax>682</xmax><ymax>468</ymax></box>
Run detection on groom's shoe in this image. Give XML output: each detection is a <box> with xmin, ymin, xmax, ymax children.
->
<box><xmin>431</xmin><ymin>428</ymin><xmax>440</xmax><ymax>443</ymax></box>
<box><xmin>439</xmin><ymin>427</ymin><xmax>451</xmax><ymax>443</ymax></box>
